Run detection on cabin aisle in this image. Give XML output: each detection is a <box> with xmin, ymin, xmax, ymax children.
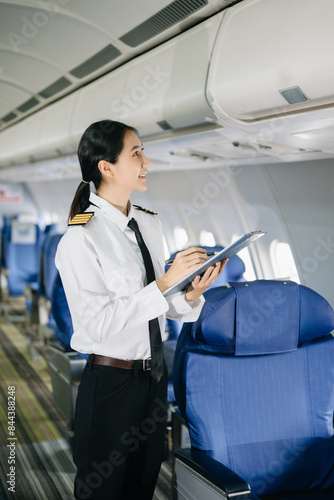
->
<box><xmin>0</xmin><ymin>319</ymin><xmax>172</xmax><ymax>500</ymax></box>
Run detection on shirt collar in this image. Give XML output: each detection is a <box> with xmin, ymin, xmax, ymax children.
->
<box><xmin>90</xmin><ymin>192</ymin><xmax>135</xmax><ymax>232</ymax></box>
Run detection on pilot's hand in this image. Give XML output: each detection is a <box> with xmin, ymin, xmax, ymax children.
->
<box><xmin>156</xmin><ymin>247</ymin><xmax>209</xmax><ymax>293</ymax></box>
<box><xmin>184</xmin><ymin>258</ymin><xmax>228</xmax><ymax>302</ymax></box>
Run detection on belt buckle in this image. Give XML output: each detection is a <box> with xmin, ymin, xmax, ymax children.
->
<box><xmin>143</xmin><ymin>358</ymin><xmax>151</xmax><ymax>371</ymax></box>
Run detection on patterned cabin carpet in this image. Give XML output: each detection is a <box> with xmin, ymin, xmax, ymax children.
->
<box><xmin>0</xmin><ymin>319</ymin><xmax>173</xmax><ymax>500</ymax></box>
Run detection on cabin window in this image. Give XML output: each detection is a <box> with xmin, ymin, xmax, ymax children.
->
<box><xmin>200</xmin><ymin>230</ymin><xmax>216</xmax><ymax>246</ymax></box>
<box><xmin>174</xmin><ymin>226</ymin><xmax>189</xmax><ymax>249</ymax></box>
<box><xmin>270</xmin><ymin>240</ymin><xmax>300</xmax><ymax>283</ymax></box>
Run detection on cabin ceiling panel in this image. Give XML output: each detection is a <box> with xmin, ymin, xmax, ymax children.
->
<box><xmin>0</xmin><ymin>154</ymin><xmax>80</xmax><ymax>183</ymax></box>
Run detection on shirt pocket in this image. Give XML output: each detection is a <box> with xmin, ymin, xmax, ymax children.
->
<box><xmin>105</xmin><ymin>261</ymin><xmax>143</xmax><ymax>297</ymax></box>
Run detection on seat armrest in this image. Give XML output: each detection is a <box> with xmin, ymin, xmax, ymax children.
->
<box><xmin>175</xmin><ymin>448</ymin><xmax>259</xmax><ymax>499</ymax></box>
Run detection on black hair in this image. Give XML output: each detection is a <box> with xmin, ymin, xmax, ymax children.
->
<box><xmin>68</xmin><ymin>120</ymin><xmax>138</xmax><ymax>222</ymax></box>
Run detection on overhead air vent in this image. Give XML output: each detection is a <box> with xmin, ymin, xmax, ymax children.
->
<box><xmin>70</xmin><ymin>44</ymin><xmax>122</xmax><ymax>79</ymax></box>
<box><xmin>39</xmin><ymin>77</ymin><xmax>72</xmax><ymax>99</ymax></box>
<box><xmin>17</xmin><ymin>97</ymin><xmax>40</xmax><ymax>113</ymax></box>
<box><xmin>2</xmin><ymin>112</ymin><xmax>17</xmax><ymax>123</ymax></box>
<box><xmin>157</xmin><ymin>120</ymin><xmax>173</xmax><ymax>131</ymax></box>
<box><xmin>119</xmin><ymin>0</ymin><xmax>208</xmax><ymax>47</ymax></box>
<box><xmin>279</xmin><ymin>86</ymin><xmax>309</xmax><ymax>105</ymax></box>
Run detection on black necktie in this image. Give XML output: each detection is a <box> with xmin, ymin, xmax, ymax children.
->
<box><xmin>127</xmin><ymin>218</ymin><xmax>164</xmax><ymax>382</ymax></box>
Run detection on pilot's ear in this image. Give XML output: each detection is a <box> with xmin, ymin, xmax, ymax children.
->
<box><xmin>98</xmin><ymin>160</ymin><xmax>114</xmax><ymax>177</ymax></box>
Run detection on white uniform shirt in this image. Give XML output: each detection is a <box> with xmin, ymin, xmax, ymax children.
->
<box><xmin>55</xmin><ymin>192</ymin><xmax>204</xmax><ymax>360</ymax></box>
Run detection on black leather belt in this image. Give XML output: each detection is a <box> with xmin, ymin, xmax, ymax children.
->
<box><xmin>89</xmin><ymin>354</ymin><xmax>151</xmax><ymax>371</ymax></box>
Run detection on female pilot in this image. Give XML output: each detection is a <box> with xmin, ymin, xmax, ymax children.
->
<box><xmin>55</xmin><ymin>119</ymin><xmax>225</xmax><ymax>500</ymax></box>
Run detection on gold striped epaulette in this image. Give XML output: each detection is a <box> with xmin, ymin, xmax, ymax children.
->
<box><xmin>68</xmin><ymin>212</ymin><xmax>94</xmax><ymax>226</ymax></box>
<box><xmin>133</xmin><ymin>205</ymin><xmax>157</xmax><ymax>215</ymax></box>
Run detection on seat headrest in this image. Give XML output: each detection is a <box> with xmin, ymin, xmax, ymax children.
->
<box><xmin>193</xmin><ymin>281</ymin><xmax>334</xmax><ymax>356</ymax></box>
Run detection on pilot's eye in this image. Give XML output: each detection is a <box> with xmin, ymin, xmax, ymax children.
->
<box><xmin>133</xmin><ymin>147</ymin><xmax>144</xmax><ymax>156</ymax></box>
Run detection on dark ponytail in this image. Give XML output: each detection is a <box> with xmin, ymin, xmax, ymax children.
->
<box><xmin>68</xmin><ymin>120</ymin><xmax>138</xmax><ymax>222</ymax></box>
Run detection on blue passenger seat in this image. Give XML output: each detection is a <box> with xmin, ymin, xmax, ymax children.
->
<box><xmin>4</xmin><ymin>220</ymin><xmax>41</xmax><ymax>295</ymax></box>
<box><xmin>0</xmin><ymin>219</ymin><xmax>42</xmax><ymax>322</ymax></box>
<box><xmin>39</xmin><ymin>230</ymin><xmax>61</xmax><ymax>298</ymax></box>
<box><xmin>173</xmin><ymin>280</ymin><xmax>334</xmax><ymax>499</ymax></box>
<box><xmin>26</xmin><ymin>231</ymin><xmax>64</xmax><ymax>340</ymax></box>
<box><xmin>164</xmin><ymin>246</ymin><xmax>245</xmax><ymax>404</ymax></box>
<box><xmin>51</xmin><ymin>272</ymin><xmax>73</xmax><ymax>350</ymax></box>
<box><xmin>47</xmin><ymin>271</ymin><xmax>87</xmax><ymax>441</ymax></box>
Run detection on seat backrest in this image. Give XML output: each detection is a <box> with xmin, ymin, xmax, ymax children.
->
<box><xmin>40</xmin><ymin>233</ymin><xmax>63</xmax><ymax>299</ymax></box>
<box><xmin>51</xmin><ymin>271</ymin><xmax>73</xmax><ymax>349</ymax></box>
<box><xmin>51</xmin><ymin>271</ymin><xmax>88</xmax><ymax>360</ymax></box>
<box><xmin>4</xmin><ymin>221</ymin><xmax>42</xmax><ymax>295</ymax></box>
<box><xmin>173</xmin><ymin>280</ymin><xmax>334</xmax><ymax>497</ymax></box>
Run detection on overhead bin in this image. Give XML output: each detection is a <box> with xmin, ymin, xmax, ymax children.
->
<box><xmin>71</xmin><ymin>14</ymin><xmax>221</xmax><ymax>139</ymax></box>
<box><xmin>0</xmin><ymin>95</ymin><xmax>76</xmax><ymax>167</ymax></box>
<box><xmin>207</xmin><ymin>0</ymin><xmax>334</xmax><ymax>123</ymax></box>
<box><xmin>0</xmin><ymin>14</ymin><xmax>222</xmax><ymax>167</ymax></box>
<box><xmin>4</xmin><ymin>0</ymin><xmax>334</xmax><ymax>168</ymax></box>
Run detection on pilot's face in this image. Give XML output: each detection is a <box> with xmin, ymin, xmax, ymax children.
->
<box><xmin>112</xmin><ymin>130</ymin><xmax>151</xmax><ymax>193</ymax></box>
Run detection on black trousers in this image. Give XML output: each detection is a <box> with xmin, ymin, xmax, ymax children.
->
<box><xmin>73</xmin><ymin>360</ymin><xmax>168</xmax><ymax>500</ymax></box>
